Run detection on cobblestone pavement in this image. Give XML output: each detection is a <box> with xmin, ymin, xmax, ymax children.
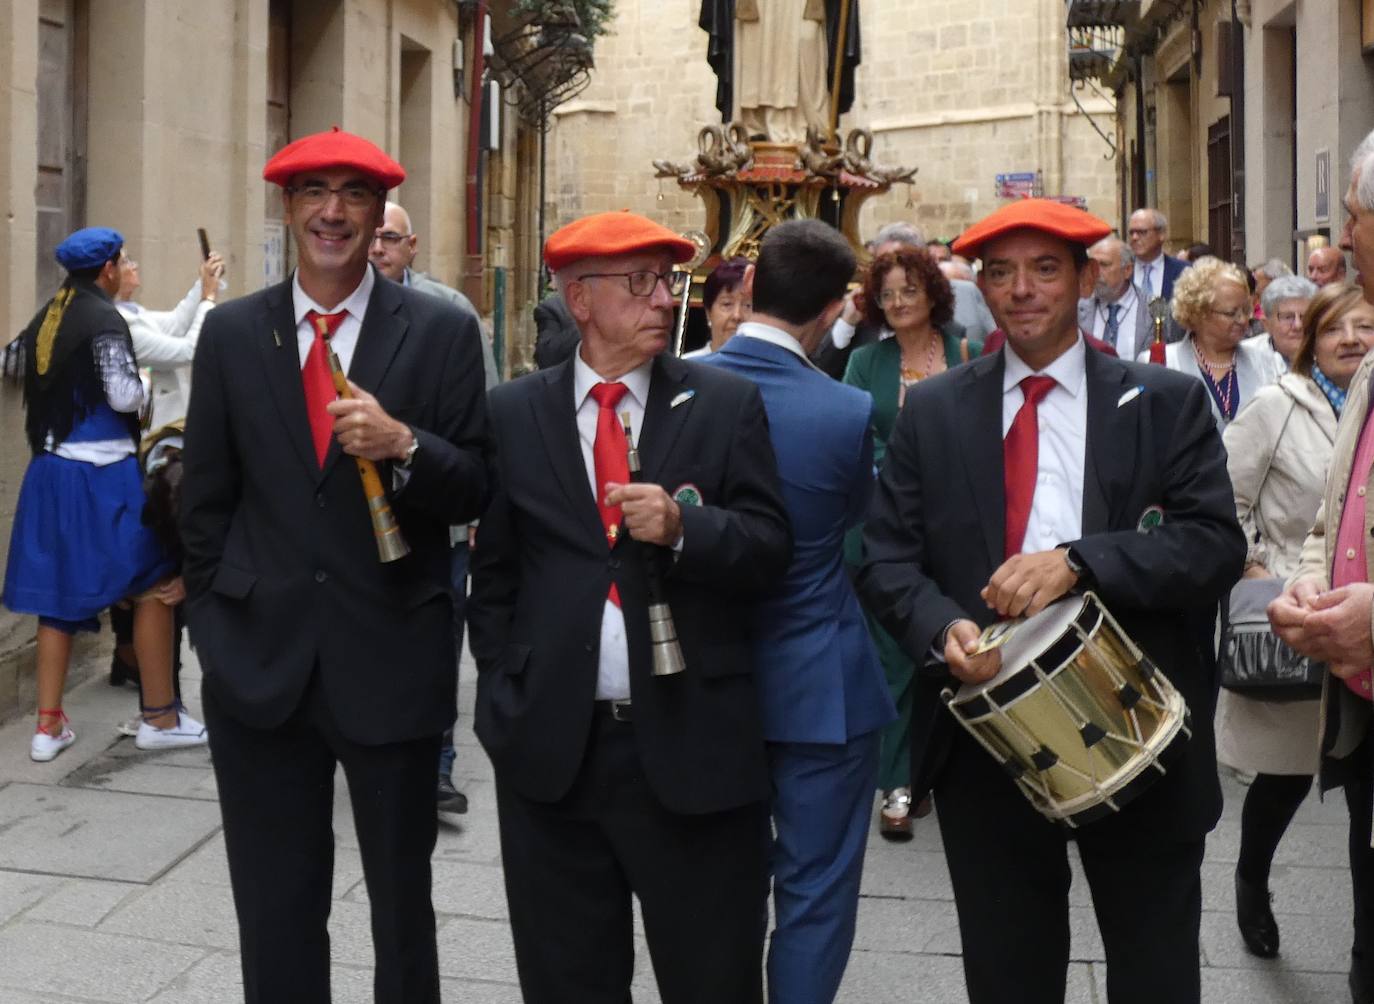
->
<box><xmin>0</xmin><ymin>640</ymin><xmax>1356</xmax><ymax>1002</ymax></box>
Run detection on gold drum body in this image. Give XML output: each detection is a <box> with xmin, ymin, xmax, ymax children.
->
<box><xmin>944</xmin><ymin>592</ymin><xmax>1191</xmax><ymax>827</ymax></box>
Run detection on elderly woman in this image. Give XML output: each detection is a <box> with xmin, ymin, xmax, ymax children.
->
<box><xmin>1244</xmin><ymin>274</ymin><xmax>1316</xmax><ymax>372</ymax></box>
<box><xmin>683</xmin><ymin>257</ymin><xmax>751</xmax><ymax>358</ymax></box>
<box><xmin>842</xmin><ymin>247</ymin><xmax>979</xmax><ymax>839</ymax></box>
<box><xmin>1219</xmin><ymin>283</ymin><xmax>1374</xmax><ymax>959</ymax></box>
<box><xmin>1142</xmin><ymin>257</ymin><xmax>1282</xmax><ymax>429</ymax></box>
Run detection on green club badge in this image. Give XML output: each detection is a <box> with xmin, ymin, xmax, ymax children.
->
<box><xmin>672</xmin><ymin>483</ymin><xmax>703</xmax><ymax>508</ymax></box>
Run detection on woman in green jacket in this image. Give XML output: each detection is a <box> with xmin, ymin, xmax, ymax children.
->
<box><xmin>843</xmin><ymin>247</ymin><xmax>980</xmax><ymax>839</ymax></box>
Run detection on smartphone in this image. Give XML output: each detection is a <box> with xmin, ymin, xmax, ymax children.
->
<box><xmin>197</xmin><ymin>228</ymin><xmax>212</xmax><ymax>261</ymax></box>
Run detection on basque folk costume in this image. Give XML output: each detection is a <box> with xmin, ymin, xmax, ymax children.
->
<box><xmin>3</xmin><ymin>278</ymin><xmax>171</xmax><ymax>632</ymax></box>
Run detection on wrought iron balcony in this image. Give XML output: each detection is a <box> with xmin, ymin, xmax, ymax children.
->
<box><xmin>1066</xmin><ymin>0</ymin><xmax>1140</xmax><ymax>28</ymax></box>
<box><xmin>488</xmin><ymin>1</ymin><xmax>600</xmax><ymax>122</ymax></box>
<box><xmin>1068</xmin><ymin>24</ymin><xmax>1124</xmax><ymax>82</ymax></box>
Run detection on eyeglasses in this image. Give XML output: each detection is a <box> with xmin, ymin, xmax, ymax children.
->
<box><xmin>575</xmin><ymin>270</ymin><xmax>688</xmax><ymax>297</ymax></box>
<box><xmin>286</xmin><ymin>183</ymin><xmax>382</xmax><ymax>208</ymax></box>
<box><xmin>1127</xmin><ymin>227</ymin><xmax>1161</xmax><ymax>237</ymax></box>
<box><xmin>1272</xmin><ymin>310</ymin><xmax>1303</xmax><ymax>326</ymax></box>
<box><xmin>1210</xmin><ymin>307</ymin><xmax>1251</xmax><ymax>323</ymax></box>
<box><xmin>372</xmin><ymin>231</ymin><xmax>412</xmax><ymax>245</ymax></box>
<box><xmin>878</xmin><ymin>285</ymin><xmax>925</xmax><ymax>306</ymax></box>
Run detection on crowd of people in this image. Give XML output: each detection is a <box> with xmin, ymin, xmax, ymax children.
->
<box><xmin>6</xmin><ymin>122</ymin><xmax>1374</xmax><ymax>1004</ymax></box>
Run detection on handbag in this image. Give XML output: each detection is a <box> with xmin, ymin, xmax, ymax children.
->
<box><xmin>1219</xmin><ymin>392</ymin><xmax>1323</xmax><ymax>701</ymax></box>
<box><xmin>1220</xmin><ymin>577</ymin><xmax>1324</xmax><ymax>701</ymax></box>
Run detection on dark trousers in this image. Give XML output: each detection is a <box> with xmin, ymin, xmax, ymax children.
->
<box><xmin>1345</xmin><ymin>744</ymin><xmax>1374</xmax><ymax>998</ymax></box>
<box><xmin>934</xmin><ymin>729</ymin><xmax>1205</xmax><ymax>1004</ymax></box>
<box><xmin>496</xmin><ymin>709</ymin><xmax>771</xmax><ymax>1004</ymax></box>
<box><xmin>203</xmin><ymin>677</ymin><xmax>442</xmax><ymax>1004</ymax></box>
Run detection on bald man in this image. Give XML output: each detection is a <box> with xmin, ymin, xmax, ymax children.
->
<box><xmin>1308</xmin><ymin>246</ymin><xmax>1349</xmax><ymax>288</ymax></box>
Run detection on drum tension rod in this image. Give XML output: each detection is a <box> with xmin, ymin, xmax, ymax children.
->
<box><xmin>1117</xmin><ymin>684</ymin><xmax>1143</xmax><ymax>710</ymax></box>
<box><xmin>1079</xmin><ymin>722</ymin><xmax>1107</xmax><ymax>748</ymax></box>
<box><xmin>1031</xmin><ymin>747</ymin><xmax>1059</xmax><ymax>771</ymax></box>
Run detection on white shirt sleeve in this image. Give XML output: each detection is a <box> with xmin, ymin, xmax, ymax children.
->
<box><xmin>830</xmin><ymin>316</ymin><xmax>858</xmax><ymax>350</ymax></box>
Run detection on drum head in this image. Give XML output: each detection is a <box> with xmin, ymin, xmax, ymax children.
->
<box><xmin>951</xmin><ymin>595</ymin><xmax>1091</xmax><ymax>712</ymax></box>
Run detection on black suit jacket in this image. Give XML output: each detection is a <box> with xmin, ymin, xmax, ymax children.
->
<box><xmin>810</xmin><ymin>319</ymin><xmax>882</xmax><ymax>380</ymax></box>
<box><xmin>180</xmin><ymin>271</ymin><xmax>488</xmax><ymax>745</ymax></box>
<box><xmin>858</xmin><ymin>346</ymin><xmax>1245</xmax><ymax>839</ymax></box>
<box><xmin>468</xmin><ymin>353</ymin><xmax>793</xmax><ymax>815</ymax></box>
<box><xmin>532</xmin><ymin>294</ymin><xmax>581</xmax><ymax>370</ymax></box>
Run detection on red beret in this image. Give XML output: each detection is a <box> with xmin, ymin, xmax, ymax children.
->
<box><xmin>263</xmin><ymin>126</ymin><xmax>405</xmax><ymax>190</ymax></box>
<box><xmin>545</xmin><ymin>211</ymin><xmax>696</xmax><ymax>273</ymax></box>
<box><xmin>952</xmin><ymin>199</ymin><xmax>1112</xmax><ymax>259</ymax></box>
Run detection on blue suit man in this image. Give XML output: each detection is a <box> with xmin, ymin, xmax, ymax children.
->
<box><xmin>703</xmin><ymin>220</ymin><xmax>896</xmax><ymax>1004</ymax></box>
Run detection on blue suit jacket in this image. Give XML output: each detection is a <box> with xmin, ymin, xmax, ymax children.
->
<box><xmin>1161</xmin><ymin>254</ymin><xmax>1188</xmax><ymax>300</ymax></box>
<box><xmin>704</xmin><ymin>334</ymin><xmax>896</xmax><ymax>744</ymax></box>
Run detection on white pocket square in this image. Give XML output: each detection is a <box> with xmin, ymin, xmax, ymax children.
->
<box><xmin>671</xmin><ymin>390</ymin><xmax>696</xmax><ymax>409</ymax></box>
<box><xmin>1117</xmin><ymin>385</ymin><xmax>1144</xmax><ymax>408</ymax></box>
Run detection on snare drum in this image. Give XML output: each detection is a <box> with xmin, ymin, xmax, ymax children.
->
<box><xmin>943</xmin><ymin>592</ymin><xmax>1191</xmax><ymax>827</ymax></box>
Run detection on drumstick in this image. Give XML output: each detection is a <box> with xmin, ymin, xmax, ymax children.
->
<box><xmin>325</xmin><ymin>349</ymin><xmax>410</xmax><ymax>563</ymax></box>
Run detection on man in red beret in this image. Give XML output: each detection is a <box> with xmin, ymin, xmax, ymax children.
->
<box><xmin>180</xmin><ymin>128</ymin><xmax>489</xmax><ymax>1002</ymax></box>
<box><xmin>468</xmin><ymin>209</ymin><xmax>793</xmax><ymax>1003</ymax></box>
<box><xmin>857</xmin><ymin>198</ymin><xmax>1245</xmax><ymax>1003</ymax></box>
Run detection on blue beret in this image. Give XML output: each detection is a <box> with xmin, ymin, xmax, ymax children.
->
<box><xmin>55</xmin><ymin>227</ymin><xmax>124</xmax><ymax>271</ymax></box>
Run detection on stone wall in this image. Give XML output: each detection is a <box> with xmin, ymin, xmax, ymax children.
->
<box><xmin>546</xmin><ymin>0</ymin><xmax>1118</xmax><ymax>244</ymax></box>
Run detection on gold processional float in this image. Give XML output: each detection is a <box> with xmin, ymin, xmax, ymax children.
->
<box><xmin>659</xmin><ymin>0</ymin><xmax>917</xmax><ymax>353</ymax></box>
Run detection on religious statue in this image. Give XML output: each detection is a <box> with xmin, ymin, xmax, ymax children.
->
<box><xmin>698</xmin><ymin>0</ymin><xmax>861</xmax><ymax>145</ymax></box>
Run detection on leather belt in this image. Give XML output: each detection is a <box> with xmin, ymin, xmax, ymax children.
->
<box><xmin>595</xmin><ymin>699</ymin><xmax>633</xmax><ymax>722</ymax></box>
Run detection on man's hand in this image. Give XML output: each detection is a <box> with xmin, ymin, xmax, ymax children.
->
<box><xmin>945</xmin><ymin>619</ymin><xmax>1002</xmax><ymax>685</ymax></box>
<box><xmin>326</xmin><ymin>382</ymin><xmax>413</xmax><ymax>462</ymax></box>
<box><xmin>1242</xmin><ymin>563</ymin><xmax>1274</xmax><ymax>580</ymax></box>
<box><xmin>1300</xmin><ymin>584</ymin><xmax>1374</xmax><ymax>666</ymax></box>
<box><xmin>1269</xmin><ymin>577</ymin><xmax>1331</xmax><ymax>657</ymax></box>
<box><xmin>980</xmin><ymin>550</ymin><xmax>1078</xmax><ymax>619</ymax></box>
<box><xmin>199</xmin><ymin>253</ymin><xmax>225</xmax><ymax>302</ymax></box>
<box><xmin>603</xmin><ymin>482</ymin><xmax>682</xmax><ymax>547</ymax></box>
<box><xmin>154</xmin><ymin>576</ymin><xmax>186</xmax><ymax>606</ymax></box>
<box><xmin>840</xmin><ymin>288</ymin><xmax>863</xmax><ymax>326</ymax></box>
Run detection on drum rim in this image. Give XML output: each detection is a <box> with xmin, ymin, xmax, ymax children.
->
<box><xmin>950</xmin><ymin>599</ymin><xmax>1103</xmax><ymax>721</ymax></box>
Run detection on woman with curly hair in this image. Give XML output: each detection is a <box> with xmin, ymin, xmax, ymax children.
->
<box><xmin>842</xmin><ymin>247</ymin><xmax>979</xmax><ymax>839</ymax></box>
<box><xmin>1140</xmin><ymin>256</ymin><xmax>1282</xmax><ymax>429</ymax></box>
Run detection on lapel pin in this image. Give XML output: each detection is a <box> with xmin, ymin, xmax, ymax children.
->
<box><xmin>1117</xmin><ymin>385</ymin><xmax>1144</xmax><ymax>408</ymax></box>
<box><xmin>1137</xmin><ymin>505</ymin><xmax>1165</xmax><ymax>532</ymax></box>
<box><xmin>670</xmin><ymin>389</ymin><xmax>696</xmax><ymax>409</ymax></box>
<box><xmin>672</xmin><ymin>483</ymin><xmax>703</xmax><ymax>508</ymax></box>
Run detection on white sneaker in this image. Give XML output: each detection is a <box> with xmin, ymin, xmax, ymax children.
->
<box><xmin>134</xmin><ymin>712</ymin><xmax>208</xmax><ymax>751</ymax></box>
<box><xmin>30</xmin><ymin>726</ymin><xmax>76</xmax><ymax>762</ymax></box>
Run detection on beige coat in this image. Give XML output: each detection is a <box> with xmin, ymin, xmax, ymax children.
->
<box><xmin>1294</xmin><ymin>355</ymin><xmax>1374</xmax><ymax>785</ymax></box>
<box><xmin>1216</xmin><ymin>375</ymin><xmax>1335</xmax><ymax>774</ymax></box>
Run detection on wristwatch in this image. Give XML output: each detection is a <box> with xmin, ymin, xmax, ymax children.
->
<box><xmin>1060</xmin><ymin>545</ymin><xmax>1091</xmax><ymax>588</ymax></box>
<box><xmin>398</xmin><ymin>429</ymin><xmax>420</xmax><ymax>469</ymax></box>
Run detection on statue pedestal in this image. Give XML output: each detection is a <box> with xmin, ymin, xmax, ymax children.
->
<box><xmin>678</xmin><ymin>140</ymin><xmax>887</xmax><ymax>263</ymax></box>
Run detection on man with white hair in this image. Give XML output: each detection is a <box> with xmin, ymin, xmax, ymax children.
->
<box><xmin>1270</xmin><ymin>128</ymin><xmax>1374</xmax><ymax>1004</ymax></box>
<box><xmin>1128</xmin><ymin>207</ymin><xmax>1188</xmax><ymax>303</ymax></box>
<box><xmin>1309</xmin><ymin>245</ymin><xmax>1350</xmax><ymax>288</ymax></box>
<box><xmin>1078</xmin><ymin>235</ymin><xmax>1151</xmax><ymax>359</ymax></box>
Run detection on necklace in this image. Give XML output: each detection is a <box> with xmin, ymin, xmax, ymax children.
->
<box><xmin>1191</xmin><ymin>339</ymin><xmax>1237</xmax><ymax>417</ymax></box>
<box><xmin>899</xmin><ymin>333</ymin><xmax>941</xmax><ymax>382</ymax></box>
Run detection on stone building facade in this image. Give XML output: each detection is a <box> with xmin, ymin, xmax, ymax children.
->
<box><xmin>1089</xmin><ymin>0</ymin><xmax>1374</xmax><ymax>266</ymax></box>
<box><xmin>0</xmin><ymin>0</ymin><xmax>547</xmax><ymax>719</ymax></box>
<box><xmin>547</xmin><ymin>0</ymin><xmax>1119</xmax><ymax>246</ymax></box>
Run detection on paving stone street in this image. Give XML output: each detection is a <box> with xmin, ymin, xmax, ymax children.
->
<box><xmin>0</xmin><ymin>638</ymin><xmax>1358</xmax><ymax>1002</ymax></box>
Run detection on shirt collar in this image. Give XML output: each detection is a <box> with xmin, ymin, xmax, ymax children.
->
<box><xmin>1002</xmin><ymin>333</ymin><xmax>1087</xmax><ymax>398</ymax></box>
<box><xmin>572</xmin><ymin>346</ymin><xmax>653</xmax><ymax>411</ymax></box>
<box><xmin>735</xmin><ymin>320</ymin><xmax>809</xmax><ymax>362</ymax></box>
<box><xmin>292</xmin><ymin>265</ymin><xmax>376</xmax><ymax>327</ymax></box>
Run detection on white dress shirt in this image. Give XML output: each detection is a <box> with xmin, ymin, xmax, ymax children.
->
<box><xmin>1091</xmin><ymin>285</ymin><xmax>1140</xmax><ymax>351</ymax></box>
<box><xmin>1133</xmin><ymin>256</ymin><xmax>1164</xmax><ymax>301</ymax></box>
<box><xmin>1002</xmin><ymin>336</ymin><xmax>1087</xmax><ymax>552</ymax></box>
<box><xmin>573</xmin><ymin>349</ymin><xmax>653</xmax><ymax>701</ymax></box>
<box><xmin>292</xmin><ymin>266</ymin><xmax>375</xmax><ymax>374</ymax></box>
<box><xmin>736</xmin><ymin>319</ymin><xmax>812</xmax><ymax>361</ymax></box>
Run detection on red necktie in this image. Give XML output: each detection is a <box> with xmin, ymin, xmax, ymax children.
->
<box><xmin>1003</xmin><ymin>375</ymin><xmax>1057</xmax><ymax>560</ymax></box>
<box><xmin>302</xmin><ymin>309</ymin><xmax>346</xmax><ymax>466</ymax></box>
<box><xmin>589</xmin><ymin>382</ymin><xmax>630</xmax><ymax>606</ymax></box>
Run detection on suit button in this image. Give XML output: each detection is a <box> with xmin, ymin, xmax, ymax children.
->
<box><xmin>315</xmin><ymin>570</ymin><xmax>328</xmax><ymax>583</ymax></box>
<box><xmin>584</xmin><ymin>642</ymin><xmax>594</xmax><ymax>653</ymax></box>
<box><xmin>316</xmin><ymin>494</ymin><xmax>326</xmax><ymax>509</ymax></box>
<box><xmin>609</xmin><ymin>559</ymin><xmax>621</xmax><ymax>570</ymax></box>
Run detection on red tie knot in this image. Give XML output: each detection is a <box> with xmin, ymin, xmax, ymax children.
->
<box><xmin>1020</xmin><ymin>375</ymin><xmax>1057</xmax><ymax>406</ymax></box>
<box><xmin>305</xmin><ymin>309</ymin><xmax>347</xmax><ymax>341</ymax></box>
<box><xmin>589</xmin><ymin>381</ymin><xmax>629</xmax><ymax>412</ymax></box>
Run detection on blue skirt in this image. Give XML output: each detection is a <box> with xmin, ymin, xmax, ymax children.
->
<box><xmin>2</xmin><ymin>452</ymin><xmax>172</xmax><ymax>623</ymax></box>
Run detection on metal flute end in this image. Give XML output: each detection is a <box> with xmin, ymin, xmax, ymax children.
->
<box><xmin>647</xmin><ymin>602</ymin><xmax>686</xmax><ymax>676</ymax></box>
<box><xmin>368</xmin><ymin>495</ymin><xmax>411</xmax><ymax>563</ymax></box>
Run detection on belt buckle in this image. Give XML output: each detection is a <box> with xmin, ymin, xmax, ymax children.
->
<box><xmin>609</xmin><ymin>700</ymin><xmax>632</xmax><ymax>723</ymax></box>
